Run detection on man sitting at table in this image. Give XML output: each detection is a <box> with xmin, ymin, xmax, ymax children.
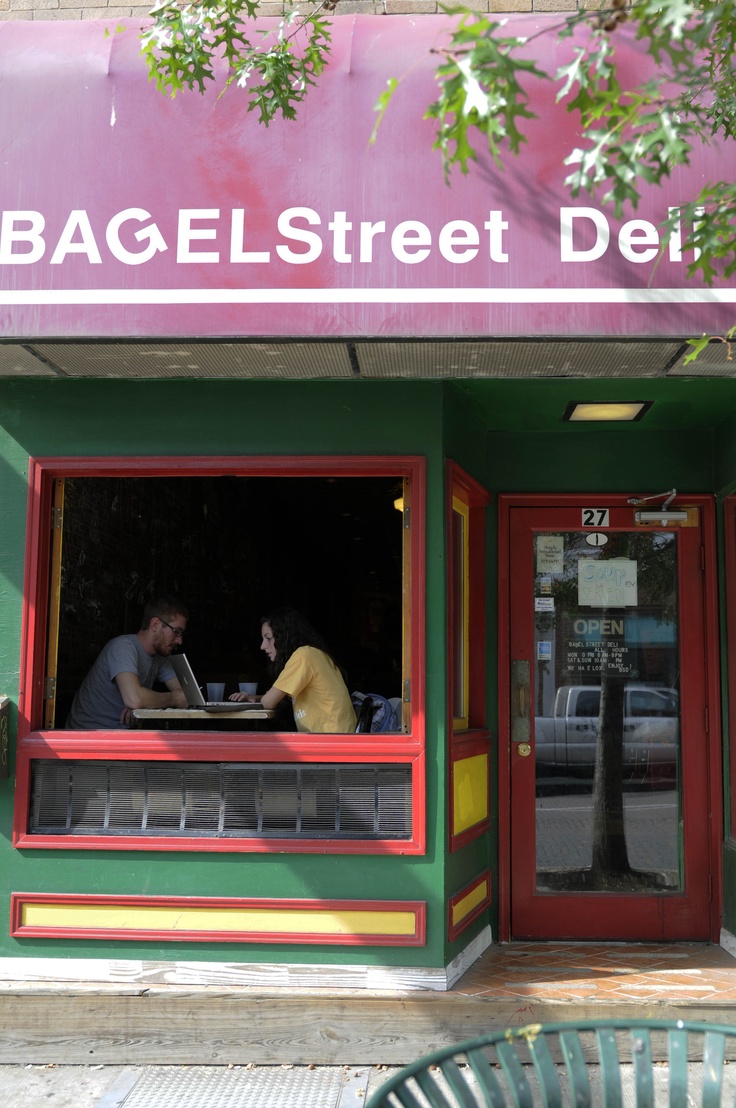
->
<box><xmin>66</xmin><ymin>596</ymin><xmax>189</xmax><ymax>729</ymax></box>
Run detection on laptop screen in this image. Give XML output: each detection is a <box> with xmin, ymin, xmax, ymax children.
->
<box><xmin>168</xmin><ymin>653</ymin><xmax>206</xmax><ymax>706</ymax></box>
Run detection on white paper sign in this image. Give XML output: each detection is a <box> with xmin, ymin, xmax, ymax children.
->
<box><xmin>578</xmin><ymin>558</ymin><xmax>638</xmax><ymax>607</ymax></box>
<box><xmin>536</xmin><ymin>535</ymin><xmax>564</xmax><ymax>574</ymax></box>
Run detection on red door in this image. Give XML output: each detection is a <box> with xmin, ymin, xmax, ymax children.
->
<box><xmin>501</xmin><ymin>495</ymin><xmax>720</xmax><ymax>941</ymax></box>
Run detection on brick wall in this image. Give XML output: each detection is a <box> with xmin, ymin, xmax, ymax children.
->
<box><xmin>0</xmin><ymin>1</ymin><xmax>589</xmax><ymax>22</ymax></box>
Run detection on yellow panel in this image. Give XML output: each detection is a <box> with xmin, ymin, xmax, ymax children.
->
<box><xmin>451</xmin><ymin>879</ymin><xmax>488</xmax><ymax>926</ymax></box>
<box><xmin>453</xmin><ymin>753</ymin><xmax>489</xmax><ymax>835</ymax></box>
<box><xmin>22</xmin><ymin>903</ymin><xmax>417</xmax><ymax>937</ymax></box>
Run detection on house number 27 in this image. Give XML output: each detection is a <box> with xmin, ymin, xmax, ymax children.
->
<box><xmin>582</xmin><ymin>508</ymin><xmax>609</xmax><ymax>527</ymax></box>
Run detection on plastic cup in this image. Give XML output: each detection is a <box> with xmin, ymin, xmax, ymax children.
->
<box><xmin>239</xmin><ymin>682</ymin><xmax>258</xmax><ymax>695</ymax></box>
<box><xmin>206</xmin><ymin>682</ymin><xmax>226</xmax><ymax>701</ymax></box>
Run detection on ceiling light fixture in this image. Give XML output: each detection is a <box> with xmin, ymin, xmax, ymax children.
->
<box><xmin>562</xmin><ymin>400</ymin><xmax>653</xmax><ymax>422</ymax></box>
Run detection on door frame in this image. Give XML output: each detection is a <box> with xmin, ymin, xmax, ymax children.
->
<box><xmin>497</xmin><ymin>492</ymin><xmax>723</xmax><ymax>943</ymax></box>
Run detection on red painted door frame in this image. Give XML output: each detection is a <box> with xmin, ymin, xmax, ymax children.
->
<box><xmin>497</xmin><ymin>493</ymin><xmax>722</xmax><ymax>943</ymax></box>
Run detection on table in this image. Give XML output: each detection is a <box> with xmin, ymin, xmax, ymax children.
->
<box><xmin>132</xmin><ymin>707</ymin><xmax>275</xmax><ymax>723</ymax></box>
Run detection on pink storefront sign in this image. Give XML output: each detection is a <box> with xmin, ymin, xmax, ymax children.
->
<box><xmin>0</xmin><ymin>16</ymin><xmax>733</xmax><ymax>340</ymax></box>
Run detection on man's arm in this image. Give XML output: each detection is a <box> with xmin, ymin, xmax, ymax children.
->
<box><xmin>115</xmin><ymin>671</ymin><xmax>188</xmax><ymax>710</ymax></box>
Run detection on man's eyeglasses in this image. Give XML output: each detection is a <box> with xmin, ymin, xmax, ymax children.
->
<box><xmin>159</xmin><ymin>617</ymin><xmax>185</xmax><ymax>639</ymax></box>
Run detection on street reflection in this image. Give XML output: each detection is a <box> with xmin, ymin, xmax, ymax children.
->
<box><xmin>536</xmin><ymin>775</ymin><xmax>679</xmax><ymax>890</ymax></box>
<box><xmin>533</xmin><ymin>529</ymin><xmax>680</xmax><ymax>894</ymax></box>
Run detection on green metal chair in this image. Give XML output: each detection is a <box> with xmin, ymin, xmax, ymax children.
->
<box><xmin>366</xmin><ymin>1018</ymin><xmax>736</xmax><ymax>1108</ymax></box>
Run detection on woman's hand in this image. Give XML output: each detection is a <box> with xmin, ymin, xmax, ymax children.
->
<box><xmin>228</xmin><ymin>692</ymin><xmax>257</xmax><ymax>702</ymax></box>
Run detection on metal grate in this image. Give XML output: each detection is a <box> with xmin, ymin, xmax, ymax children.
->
<box><xmin>97</xmin><ymin>1065</ymin><xmax>353</xmax><ymax>1108</ymax></box>
<box><xmin>30</xmin><ymin>761</ymin><xmax>413</xmax><ymax>840</ymax></box>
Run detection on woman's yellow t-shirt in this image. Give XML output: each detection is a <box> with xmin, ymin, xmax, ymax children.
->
<box><xmin>274</xmin><ymin>646</ymin><xmax>357</xmax><ymax>733</ymax></box>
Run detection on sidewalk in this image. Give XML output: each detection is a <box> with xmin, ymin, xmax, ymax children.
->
<box><xmin>1</xmin><ymin>1062</ymin><xmax>402</xmax><ymax>1107</ymax></box>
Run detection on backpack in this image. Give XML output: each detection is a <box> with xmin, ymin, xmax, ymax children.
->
<box><xmin>351</xmin><ymin>692</ymin><xmax>400</xmax><ymax>732</ymax></box>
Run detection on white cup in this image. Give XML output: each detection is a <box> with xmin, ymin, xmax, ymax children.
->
<box><xmin>207</xmin><ymin>682</ymin><xmax>226</xmax><ymax>701</ymax></box>
<box><xmin>239</xmin><ymin>682</ymin><xmax>258</xmax><ymax>695</ymax></box>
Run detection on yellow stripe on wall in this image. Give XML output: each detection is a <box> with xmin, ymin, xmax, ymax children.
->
<box><xmin>451</xmin><ymin>878</ymin><xmax>488</xmax><ymax>927</ymax></box>
<box><xmin>453</xmin><ymin>753</ymin><xmax>489</xmax><ymax>835</ymax></box>
<box><xmin>21</xmin><ymin>903</ymin><xmax>418</xmax><ymax>937</ymax></box>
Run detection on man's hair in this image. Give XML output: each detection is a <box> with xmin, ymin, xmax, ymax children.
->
<box><xmin>261</xmin><ymin>607</ymin><xmax>333</xmax><ymax>677</ymax></box>
<box><xmin>141</xmin><ymin>595</ymin><xmax>189</xmax><ymax>630</ymax></box>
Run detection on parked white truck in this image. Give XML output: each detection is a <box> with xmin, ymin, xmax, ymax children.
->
<box><xmin>534</xmin><ymin>684</ymin><xmax>679</xmax><ymax>769</ymax></box>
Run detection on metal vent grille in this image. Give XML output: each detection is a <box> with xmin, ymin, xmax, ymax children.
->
<box><xmin>27</xmin><ymin>342</ymin><xmax>354</xmax><ymax>379</ymax></box>
<box><xmin>354</xmin><ymin>340</ymin><xmax>685</xmax><ymax>378</ymax></box>
<box><xmin>30</xmin><ymin>761</ymin><xmax>413</xmax><ymax>840</ymax></box>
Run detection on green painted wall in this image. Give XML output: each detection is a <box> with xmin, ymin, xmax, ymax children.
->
<box><xmin>0</xmin><ymin>377</ymin><xmax>452</xmax><ymax>968</ymax></box>
<box><xmin>723</xmin><ymin>842</ymin><xmax>736</xmax><ymax>938</ymax></box>
<box><xmin>443</xmin><ymin>379</ymin><xmax>733</xmax><ymax>951</ymax></box>
<box><xmin>442</xmin><ymin>386</ymin><xmax>497</xmax><ymax>956</ymax></box>
<box><xmin>2</xmin><ymin>374</ymin><xmax>736</xmax><ymax>965</ymax></box>
<box><xmin>487</xmin><ymin>429</ymin><xmax>714</xmax><ymax>492</ymax></box>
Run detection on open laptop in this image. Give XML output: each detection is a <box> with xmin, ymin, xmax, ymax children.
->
<box><xmin>169</xmin><ymin>653</ymin><xmax>254</xmax><ymax>713</ymax></box>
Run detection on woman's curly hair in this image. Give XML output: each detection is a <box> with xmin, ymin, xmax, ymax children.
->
<box><xmin>261</xmin><ymin>608</ymin><xmax>335</xmax><ymax>679</ymax></box>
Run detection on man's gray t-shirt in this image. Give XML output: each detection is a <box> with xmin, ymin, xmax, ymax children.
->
<box><xmin>67</xmin><ymin>634</ymin><xmax>176</xmax><ymax>729</ymax></box>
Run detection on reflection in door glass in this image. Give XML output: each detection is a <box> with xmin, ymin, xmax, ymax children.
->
<box><xmin>533</xmin><ymin>530</ymin><xmax>681</xmax><ymax>893</ymax></box>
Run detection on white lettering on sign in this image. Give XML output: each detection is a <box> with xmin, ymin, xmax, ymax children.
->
<box><xmin>560</xmin><ymin>208</ymin><xmax>688</xmax><ymax>265</ymax></box>
<box><xmin>0</xmin><ymin>206</ymin><xmax>507</xmax><ymax>269</ymax></box>
<box><xmin>0</xmin><ymin>211</ymin><xmax>46</xmax><ymax>264</ymax></box>
<box><xmin>276</xmin><ymin>207</ymin><xmax>323</xmax><ymax>264</ymax></box>
<box><xmin>230</xmin><ymin>209</ymin><xmax>270</xmax><ymax>264</ymax></box>
<box><xmin>438</xmin><ymin>220</ymin><xmax>480</xmax><ymax>263</ymax></box>
<box><xmin>177</xmin><ymin>209</ymin><xmax>220</xmax><ymax>264</ymax></box>
<box><xmin>50</xmin><ymin>211</ymin><xmax>102</xmax><ymax>265</ymax></box>
<box><xmin>573</xmin><ymin>618</ymin><xmax>625</xmax><ymax>636</ymax></box>
<box><xmin>0</xmin><ymin>205</ymin><xmax>710</xmax><ymax>281</ymax></box>
<box><xmin>392</xmin><ymin>221</ymin><xmax>432</xmax><ymax>264</ymax></box>
<box><xmin>106</xmin><ymin>209</ymin><xmax>168</xmax><ymax>265</ymax></box>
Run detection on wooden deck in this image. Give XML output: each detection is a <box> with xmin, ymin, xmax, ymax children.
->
<box><xmin>2</xmin><ymin>942</ymin><xmax>736</xmax><ymax>1065</ymax></box>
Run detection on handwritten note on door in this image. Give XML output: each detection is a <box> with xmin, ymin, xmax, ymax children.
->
<box><xmin>578</xmin><ymin>559</ymin><xmax>638</xmax><ymax>607</ymax></box>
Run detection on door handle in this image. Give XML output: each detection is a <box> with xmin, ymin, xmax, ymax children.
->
<box><xmin>511</xmin><ymin>659</ymin><xmax>531</xmax><ymax>746</ymax></box>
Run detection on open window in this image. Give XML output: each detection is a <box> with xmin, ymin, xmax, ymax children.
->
<box><xmin>16</xmin><ymin>455</ymin><xmax>426</xmax><ymax>853</ymax></box>
<box><xmin>44</xmin><ymin>471</ymin><xmax>412</xmax><ymax>730</ymax></box>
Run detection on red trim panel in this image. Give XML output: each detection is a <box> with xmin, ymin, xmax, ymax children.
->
<box><xmin>448</xmin><ymin>870</ymin><xmax>492</xmax><ymax>942</ymax></box>
<box><xmin>14</xmin><ymin>741</ymin><xmax>425</xmax><ymax>854</ymax></box>
<box><xmin>15</xmin><ymin>454</ymin><xmax>427</xmax><ymax>856</ymax></box>
<box><xmin>11</xmin><ymin>892</ymin><xmax>427</xmax><ymax>946</ymax></box>
<box><xmin>723</xmin><ymin>495</ymin><xmax>736</xmax><ymax>837</ymax></box>
<box><xmin>448</xmin><ymin>732</ymin><xmax>492</xmax><ymax>851</ymax></box>
<box><xmin>446</xmin><ymin>461</ymin><xmax>492</xmax><ymax>854</ymax></box>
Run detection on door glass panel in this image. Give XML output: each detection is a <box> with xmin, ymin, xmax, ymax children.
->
<box><xmin>533</xmin><ymin>530</ymin><xmax>680</xmax><ymax>893</ymax></box>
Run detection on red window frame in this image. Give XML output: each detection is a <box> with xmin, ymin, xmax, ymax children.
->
<box><xmin>724</xmin><ymin>495</ymin><xmax>736</xmax><ymax>838</ymax></box>
<box><xmin>446</xmin><ymin>461</ymin><xmax>492</xmax><ymax>852</ymax></box>
<box><xmin>14</xmin><ymin>454</ymin><xmax>426</xmax><ymax>854</ymax></box>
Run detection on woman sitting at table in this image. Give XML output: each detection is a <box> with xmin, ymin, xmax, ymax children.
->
<box><xmin>230</xmin><ymin>608</ymin><xmax>356</xmax><ymax>734</ymax></box>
